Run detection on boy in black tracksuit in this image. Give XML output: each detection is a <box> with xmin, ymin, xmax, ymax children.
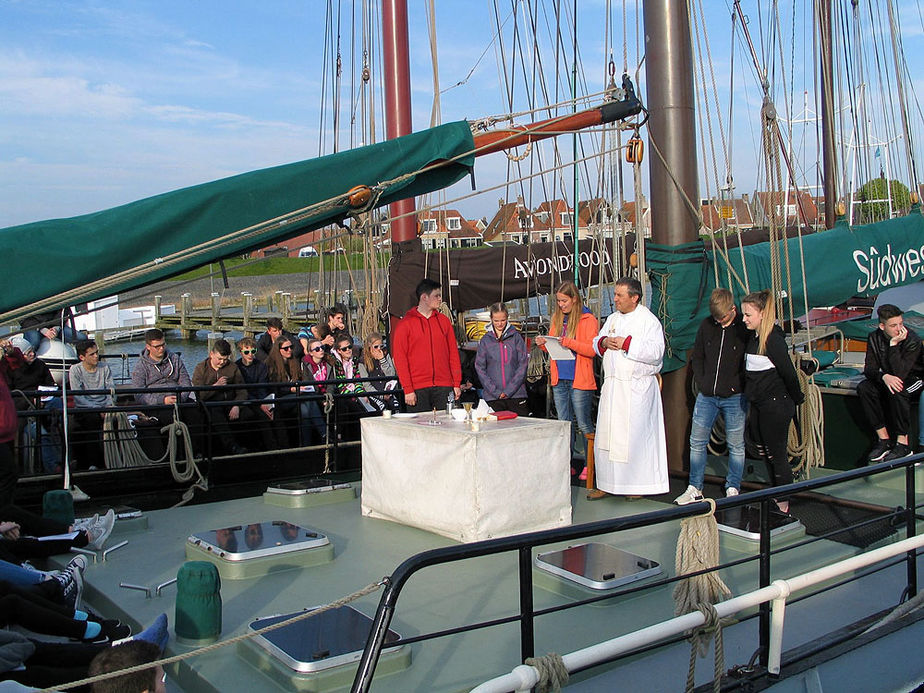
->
<box><xmin>857</xmin><ymin>303</ymin><xmax>923</xmax><ymax>462</ymax></box>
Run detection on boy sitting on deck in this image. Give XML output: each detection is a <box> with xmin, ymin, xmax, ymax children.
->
<box><xmin>857</xmin><ymin>303</ymin><xmax>923</xmax><ymax>463</ymax></box>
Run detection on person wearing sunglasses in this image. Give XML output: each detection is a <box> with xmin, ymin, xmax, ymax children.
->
<box><xmin>256</xmin><ymin>317</ymin><xmax>303</xmax><ymax>364</ymax></box>
<box><xmin>234</xmin><ymin>338</ymin><xmax>278</xmax><ymax>451</ymax></box>
<box><xmin>330</xmin><ymin>336</ymin><xmax>369</xmax><ymax>461</ymax></box>
<box><xmin>266</xmin><ymin>336</ymin><xmax>323</xmax><ymax>447</ymax></box>
<box><xmin>357</xmin><ymin>332</ymin><xmax>398</xmax><ymax>413</ymax></box>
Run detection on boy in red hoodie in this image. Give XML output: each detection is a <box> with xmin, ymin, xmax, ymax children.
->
<box><xmin>392</xmin><ymin>279</ymin><xmax>462</xmax><ymax>413</ymax></box>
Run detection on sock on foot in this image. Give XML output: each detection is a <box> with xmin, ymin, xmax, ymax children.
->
<box><xmin>133</xmin><ymin>613</ymin><xmax>169</xmax><ymax>653</ymax></box>
<box><xmin>83</xmin><ymin>621</ymin><xmax>102</xmax><ymax>639</ymax></box>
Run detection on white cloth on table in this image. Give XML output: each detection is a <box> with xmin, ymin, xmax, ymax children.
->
<box><xmin>361</xmin><ymin>416</ymin><xmax>571</xmax><ymax>542</ymax></box>
<box><xmin>591</xmin><ymin>304</ymin><xmax>669</xmax><ymax>495</ymax></box>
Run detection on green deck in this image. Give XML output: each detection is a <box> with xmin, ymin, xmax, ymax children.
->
<box><xmin>44</xmin><ymin>464</ymin><xmax>923</xmax><ymax>693</ymax></box>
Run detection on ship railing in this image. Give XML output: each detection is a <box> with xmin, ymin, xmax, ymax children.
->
<box><xmin>352</xmin><ymin>454</ymin><xmax>922</xmax><ymax>693</ymax></box>
<box><xmin>10</xmin><ymin>375</ymin><xmax>398</xmax><ymax>479</ymax></box>
<box><xmin>471</xmin><ymin>530</ymin><xmax>924</xmax><ymax>692</ymax></box>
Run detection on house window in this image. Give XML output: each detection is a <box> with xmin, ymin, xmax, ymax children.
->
<box><xmin>518</xmin><ymin>216</ymin><xmax>532</xmax><ymax>229</ymax></box>
<box><xmin>560</xmin><ymin>212</ymin><xmax>572</xmax><ymax>226</ymax></box>
<box><xmin>422</xmin><ymin>219</ymin><xmax>437</xmax><ymax>233</ymax></box>
<box><xmin>447</xmin><ymin>217</ymin><xmax>461</xmax><ymax>231</ymax></box>
<box><xmin>774</xmin><ymin>204</ymin><xmax>797</xmax><ymax>218</ymax></box>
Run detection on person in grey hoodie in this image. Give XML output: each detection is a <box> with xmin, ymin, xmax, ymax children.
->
<box><xmin>130</xmin><ymin>329</ymin><xmax>203</xmax><ymax>454</ymax></box>
<box><xmin>475</xmin><ymin>303</ymin><xmax>529</xmax><ymax>416</ymax></box>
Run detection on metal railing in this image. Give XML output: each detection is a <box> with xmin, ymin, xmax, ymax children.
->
<box><xmin>351</xmin><ymin>455</ymin><xmax>922</xmax><ymax>692</ymax></box>
<box><xmin>10</xmin><ymin>374</ymin><xmax>398</xmax><ymax>486</ymax></box>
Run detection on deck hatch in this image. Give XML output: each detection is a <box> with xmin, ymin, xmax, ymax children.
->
<box><xmin>248</xmin><ymin>605</ymin><xmax>403</xmax><ymax>673</ymax></box>
<box><xmin>265</xmin><ymin>479</ymin><xmax>353</xmax><ymax>496</ymax></box>
<box><xmin>186</xmin><ymin>520</ymin><xmax>330</xmax><ymax>561</ymax></box>
<box><xmin>715</xmin><ymin>505</ymin><xmax>804</xmax><ymax>541</ymax></box>
<box><xmin>535</xmin><ymin>542</ymin><xmax>661</xmax><ymax>590</ymax></box>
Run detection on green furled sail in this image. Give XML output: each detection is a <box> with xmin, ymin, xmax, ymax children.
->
<box><xmin>649</xmin><ymin>209</ymin><xmax>924</xmax><ymax>372</ymax></box>
<box><xmin>0</xmin><ymin>121</ymin><xmax>475</xmax><ymax>323</ymax></box>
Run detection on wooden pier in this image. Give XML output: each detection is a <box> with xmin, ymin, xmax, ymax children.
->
<box><xmin>153</xmin><ymin>292</ymin><xmax>314</xmax><ymax>338</ymax></box>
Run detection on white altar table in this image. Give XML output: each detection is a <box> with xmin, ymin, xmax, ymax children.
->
<box><xmin>360</xmin><ymin>414</ymin><xmax>572</xmax><ymax>543</ymax></box>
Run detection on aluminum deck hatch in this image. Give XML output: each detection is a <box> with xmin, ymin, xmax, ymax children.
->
<box><xmin>715</xmin><ymin>504</ymin><xmax>805</xmax><ymax>541</ymax></box>
<box><xmin>535</xmin><ymin>542</ymin><xmax>662</xmax><ymax>590</ymax></box>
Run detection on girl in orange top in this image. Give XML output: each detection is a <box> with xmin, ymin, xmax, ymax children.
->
<box><xmin>535</xmin><ymin>281</ymin><xmax>599</xmax><ymax>461</ymax></box>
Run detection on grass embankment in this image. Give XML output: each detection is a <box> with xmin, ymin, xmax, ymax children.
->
<box><xmin>171</xmin><ymin>254</ymin><xmax>384</xmax><ymax>280</ymax></box>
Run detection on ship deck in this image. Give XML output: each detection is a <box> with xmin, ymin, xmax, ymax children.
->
<box><xmin>47</xmin><ymin>457</ymin><xmax>924</xmax><ymax>692</ymax></box>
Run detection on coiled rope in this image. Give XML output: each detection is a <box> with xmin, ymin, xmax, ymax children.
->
<box><xmin>788</xmin><ymin>356</ymin><xmax>825</xmax><ymax>478</ymax></box>
<box><xmin>673</xmin><ymin>498</ymin><xmax>732</xmax><ymax>693</ymax></box>
<box><xmin>102</xmin><ymin>404</ymin><xmax>205</xmax><ymax>499</ymax></box>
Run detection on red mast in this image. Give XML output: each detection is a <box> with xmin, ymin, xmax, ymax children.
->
<box><xmin>382</xmin><ymin>0</ymin><xmax>417</xmax><ymax>245</ymax></box>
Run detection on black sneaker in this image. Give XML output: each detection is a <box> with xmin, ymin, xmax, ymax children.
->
<box><xmin>882</xmin><ymin>442</ymin><xmax>912</xmax><ymax>462</ymax></box>
<box><xmin>867</xmin><ymin>440</ymin><xmax>893</xmax><ymax>463</ymax></box>
<box><xmin>86</xmin><ymin>621</ymin><xmax>132</xmax><ymax>644</ymax></box>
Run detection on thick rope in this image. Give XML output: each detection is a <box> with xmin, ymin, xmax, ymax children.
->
<box><xmin>673</xmin><ymin>498</ymin><xmax>732</xmax><ymax>693</ymax></box>
<box><xmin>685</xmin><ymin>603</ymin><xmax>726</xmax><ymax>693</ymax></box>
<box><xmin>43</xmin><ymin>580</ymin><xmax>384</xmax><ymax>692</ymax></box>
<box><xmin>321</xmin><ymin>391</ymin><xmax>335</xmax><ymax>473</ymax></box>
<box><xmin>524</xmin><ymin>652</ymin><xmax>569</xmax><ymax>692</ymax></box>
<box><xmin>788</xmin><ymin>357</ymin><xmax>825</xmax><ymax>478</ymax></box>
<box><xmin>102</xmin><ymin>406</ymin><xmax>204</xmax><ymax>500</ymax></box>
<box><xmin>863</xmin><ymin>589</ymin><xmax>924</xmax><ymax>634</ymax></box>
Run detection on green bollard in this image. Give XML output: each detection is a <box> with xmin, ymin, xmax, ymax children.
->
<box><xmin>175</xmin><ymin>561</ymin><xmax>222</xmax><ymax>646</ymax></box>
<box><xmin>42</xmin><ymin>490</ymin><xmax>75</xmax><ymax>526</ymax></box>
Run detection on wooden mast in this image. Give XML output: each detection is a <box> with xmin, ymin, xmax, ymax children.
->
<box><xmin>819</xmin><ymin>0</ymin><xmax>838</xmax><ymax>228</ymax></box>
<box><xmin>643</xmin><ymin>0</ymin><xmax>699</xmax><ymax>471</ymax></box>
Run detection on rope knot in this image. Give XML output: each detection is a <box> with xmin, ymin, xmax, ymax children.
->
<box><xmin>524</xmin><ymin>652</ymin><xmax>569</xmax><ymax>693</ymax></box>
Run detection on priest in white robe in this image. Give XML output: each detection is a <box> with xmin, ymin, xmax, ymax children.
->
<box><xmin>590</xmin><ymin>277</ymin><xmax>668</xmax><ymax>496</ymax></box>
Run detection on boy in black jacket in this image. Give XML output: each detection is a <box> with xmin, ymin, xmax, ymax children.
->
<box><xmin>675</xmin><ymin>288</ymin><xmax>750</xmax><ymax>504</ymax></box>
<box><xmin>857</xmin><ymin>303</ymin><xmax>923</xmax><ymax>462</ymax></box>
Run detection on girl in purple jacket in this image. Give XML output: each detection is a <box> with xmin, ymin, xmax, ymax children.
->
<box><xmin>475</xmin><ymin>303</ymin><xmax>530</xmax><ymax>416</ymax></box>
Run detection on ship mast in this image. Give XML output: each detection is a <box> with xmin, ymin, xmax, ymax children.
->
<box><xmin>819</xmin><ymin>0</ymin><xmax>838</xmax><ymax>228</ymax></box>
<box><xmin>382</xmin><ymin>0</ymin><xmax>417</xmax><ymax>247</ymax></box>
<box><xmin>643</xmin><ymin>0</ymin><xmax>699</xmax><ymax>470</ymax></box>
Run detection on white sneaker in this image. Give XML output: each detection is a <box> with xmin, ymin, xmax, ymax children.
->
<box><xmin>73</xmin><ymin>513</ymin><xmax>99</xmax><ymax>532</ymax></box>
<box><xmin>70</xmin><ymin>485</ymin><xmax>91</xmax><ymax>502</ymax></box>
<box><xmin>86</xmin><ymin>509</ymin><xmax>116</xmax><ymax>550</ymax></box>
<box><xmin>674</xmin><ymin>485</ymin><xmax>704</xmax><ymax>506</ymax></box>
<box><xmin>726</xmin><ymin>488</ymin><xmax>739</xmax><ymax>497</ymax></box>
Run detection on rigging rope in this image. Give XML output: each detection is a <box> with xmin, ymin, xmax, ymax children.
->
<box><xmin>673</xmin><ymin>498</ymin><xmax>732</xmax><ymax>693</ymax></box>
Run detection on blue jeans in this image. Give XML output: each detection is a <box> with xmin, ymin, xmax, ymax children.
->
<box><xmin>688</xmin><ymin>393</ymin><xmax>747</xmax><ymax>490</ymax></box>
<box><xmin>22</xmin><ymin>328</ymin><xmax>84</xmax><ymax>351</ymax></box>
<box><xmin>0</xmin><ymin>559</ymin><xmax>46</xmax><ymax>587</ymax></box>
<box><xmin>551</xmin><ymin>380</ymin><xmax>595</xmax><ymax>456</ymax></box>
<box><xmin>919</xmin><ymin>401</ymin><xmax>924</xmax><ymax>449</ymax></box>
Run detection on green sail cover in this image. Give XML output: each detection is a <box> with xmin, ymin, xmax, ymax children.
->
<box><xmin>0</xmin><ymin>121</ymin><xmax>475</xmax><ymax>323</ymax></box>
<box><xmin>649</xmin><ymin>210</ymin><xmax>924</xmax><ymax>372</ymax></box>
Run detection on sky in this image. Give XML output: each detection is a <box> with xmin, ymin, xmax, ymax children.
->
<box><xmin>1</xmin><ymin>0</ymin><xmax>923</xmax><ymax>229</ymax></box>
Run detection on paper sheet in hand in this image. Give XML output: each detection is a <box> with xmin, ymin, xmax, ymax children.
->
<box><xmin>541</xmin><ymin>336</ymin><xmax>575</xmax><ymax>360</ymax></box>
